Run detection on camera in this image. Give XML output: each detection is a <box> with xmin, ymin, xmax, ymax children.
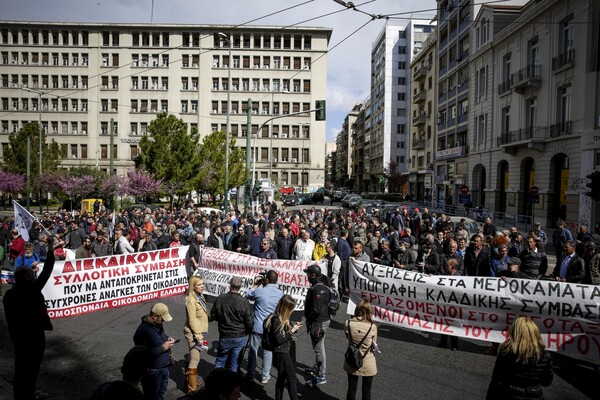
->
<box><xmin>255</xmin><ymin>270</ymin><xmax>268</xmax><ymax>286</ymax></box>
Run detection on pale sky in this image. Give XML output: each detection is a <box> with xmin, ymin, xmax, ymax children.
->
<box><xmin>1</xmin><ymin>0</ymin><xmax>437</xmax><ymax>141</ymax></box>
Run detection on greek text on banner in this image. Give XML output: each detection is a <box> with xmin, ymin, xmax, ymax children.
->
<box><xmin>348</xmin><ymin>259</ymin><xmax>600</xmax><ymax>362</ymax></box>
<box><xmin>42</xmin><ymin>247</ymin><xmax>189</xmax><ymax>318</ymax></box>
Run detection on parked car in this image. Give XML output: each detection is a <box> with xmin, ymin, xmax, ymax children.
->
<box><xmin>298</xmin><ymin>193</ymin><xmax>313</xmax><ymax>205</ymax></box>
<box><xmin>283</xmin><ymin>195</ymin><xmax>299</xmax><ymax>206</ymax></box>
<box><xmin>311</xmin><ymin>188</ymin><xmax>325</xmax><ymax>203</ymax></box>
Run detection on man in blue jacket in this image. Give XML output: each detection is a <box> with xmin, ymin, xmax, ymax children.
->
<box><xmin>133</xmin><ymin>303</ymin><xmax>176</xmax><ymax>400</ymax></box>
<box><xmin>245</xmin><ymin>270</ymin><xmax>283</xmax><ymax>383</ymax></box>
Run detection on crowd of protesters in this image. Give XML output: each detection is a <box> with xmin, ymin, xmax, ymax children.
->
<box><xmin>2</xmin><ymin>200</ymin><xmax>600</xmax><ymax>288</ymax></box>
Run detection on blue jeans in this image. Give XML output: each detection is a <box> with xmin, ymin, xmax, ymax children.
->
<box><xmin>142</xmin><ymin>367</ymin><xmax>169</xmax><ymax>400</ymax></box>
<box><xmin>214</xmin><ymin>336</ymin><xmax>247</xmax><ymax>372</ymax></box>
<box><xmin>247</xmin><ymin>332</ymin><xmax>273</xmax><ymax>379</ymax></box>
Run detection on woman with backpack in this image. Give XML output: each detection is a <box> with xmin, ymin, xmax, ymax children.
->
<box><xmin>344</xmin><ymin>297</ymin><xmax>378</xmax><ymax>400</ymax></box>
<box><xmin>263</xmin><ymin>295</ymin><xmax>303</xmax><ymax>400</ymax></box>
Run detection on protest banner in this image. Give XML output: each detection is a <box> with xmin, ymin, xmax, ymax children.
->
<box><xmin>349</xmin><ymin>259</ymin><xmax>600</xmax><ymax>362</ymax></box>
<box><xmin>43</xmin><ymin>247</ymin><xmax>189</xmax><ymax>318</ymax></box>
<box><xmin>196</xmin><ymin>247</ymin><xmax>322</xmax><ymax>310</ymax></box>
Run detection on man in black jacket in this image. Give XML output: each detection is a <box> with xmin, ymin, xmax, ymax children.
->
<box><xmin>303</xmin><ymin>264</ymin><xmax>331</xmax><ymax>386</ymax></box>
<box><xmin>4</xmin><ymin>237</ymin><xmax>55</xmax><ymax>400</ymax></box>
<box><xmin>553</xmin><ymin>240</ymin><xmax>585</xmax><ymax>283</ymax></box>
<box><xmin>464</xmin><ymin>234</ymin><xmax>492</xmax><ymax>276</ymax></box>
<box><xmin>133</xmin><ymin>303</ymin><xmax>175</xmax><ymax>400</ymax></box>
<box><xmin>276</xmin><ymin>227</ymin><xmax>294</xmax><ymax>260</ymax></box>
<box><xmin>210</xmin><ymin>277</ymin><xmax>253</xmax><ymax>373</ymax></box>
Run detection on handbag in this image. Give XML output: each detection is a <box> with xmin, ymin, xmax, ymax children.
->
<box><xmin>344</xmin><ymin>321</ymin><xmax>372</xmax><ymax>370</ymax></box>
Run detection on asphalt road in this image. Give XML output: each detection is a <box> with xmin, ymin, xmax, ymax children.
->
<box><xmin>0</xmin><ymin>292</ymin><xmax>596</xmax><ymax>400</ymax></box>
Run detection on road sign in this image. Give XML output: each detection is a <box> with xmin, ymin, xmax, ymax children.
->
<box><xmin>530</xmin><ymin>185</ymin><xmax>539</xmax><ymax>194</ymax></box>
<box><xmin>460</xmin><ymin>185</ymin><xmax>470</xmax><ymax>195</ymax></box>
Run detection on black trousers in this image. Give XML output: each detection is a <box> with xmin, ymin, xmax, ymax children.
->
<box><xmin>273</xmin><ymin>351</ymin><xmax>298</xmax><ymax>400</ymax></box>
<box><xmin>13</xmin><ymin>331</ymin><xmax>46</xmax><ymax>400</ymax></box>
<box><xmin>347</xmin><ymin>373</ymin><xmax>374</xmax><ymax>400</ymax></box>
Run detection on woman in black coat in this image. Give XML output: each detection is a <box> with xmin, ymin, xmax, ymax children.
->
<box><xmin>486</xmin><ymin>316</ymin><xmax>553</xmax><ymax>400</ymax></box>
<box><xmin>264</xmin><ymin>295</ymin><xmax>303</xmax><ymax>400</ymax></box>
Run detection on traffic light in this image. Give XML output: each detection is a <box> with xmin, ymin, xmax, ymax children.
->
<box><xmin>315</xmin><ymin>100</ymin><xmax>326</xmax><ymax>121</ymax></box>
<box><xmin>252</xmin><ymin>185</ymin><xmax>261</xmax><ymax>198</ymax></box>
<box><xmin>585</xmin><ymin>171</ymin><xmax>600</xmax><ymax>201</ymax></box>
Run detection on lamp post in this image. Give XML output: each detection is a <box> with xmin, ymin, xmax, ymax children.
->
<box><xmin>22</xmin><ymin>87</ymin><xmax>44</xmax><ymax>212</ymax></box>
<box><xmin>217</xmin><ymin>32</ymin><xmax>231</xmax><ymax>212</ymax></box>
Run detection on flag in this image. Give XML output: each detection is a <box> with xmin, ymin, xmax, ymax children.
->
<box><xmin>13</xmin><ymin>201</ymin><xmax>35</xmax><ymax>241</ymax></box>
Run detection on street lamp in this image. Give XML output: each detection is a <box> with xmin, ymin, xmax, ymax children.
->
<box><xmin>217</xmin><ymin>32</ymin><xmax>231</xmax><ymax>212</ymax></box>
<box><xmin>22</xmin><ymin>87</ymin><xmax>45</xmax><ymax>213</ymax></box>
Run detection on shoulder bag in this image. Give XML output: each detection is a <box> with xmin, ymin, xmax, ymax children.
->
<box><xmin>345</xmin><ymin>320</ymin><xmax>373</xmax><ymax>370</ymax></box>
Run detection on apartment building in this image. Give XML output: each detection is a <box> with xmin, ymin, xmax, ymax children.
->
<box><xmin>408</xmin><ymin>32</ymin><xmax>437</xmax><ymax>201</ymax></box>
<box><xmin>0</xmin><ymin>21</ymin><xmax>330</xmax><ymax>190</ymax></box>
<box><xmin>435</xmin><ymin>0</ymin><xmax>473</xmax><ymax>206</ymax></box>
<box><xmin>365</xmin><ymin>20</ymin><xmax>435</xmax><ymax>193</ymax></box>
<box><xmin>468</xmin><ymin>0</ymin><xmax>600</xmax><ymax>229</ymax></box>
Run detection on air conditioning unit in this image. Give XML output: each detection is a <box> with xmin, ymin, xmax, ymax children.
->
<box><xmin>281</xmin><ymin>133</ymin><xmax>288</xmax><ymax>138</ymax></box>
<box><xmin>272</xmin><ymin>158</ymin><xmax>277</xmax><ymax>162</ymax></box>
<box><xmin>82</xmin><ymin>130</ymin><xmax>86</xmax><ymax>134</ymax></box>
<box><xmin>283</xmin><ymin>66</ymin><xmax>288</xmax><ymax>69</ymax></box>
<box><xmin>291</xmin><ymin>158</ymin><xmax>298</xmax><ymax>163</ymax></box>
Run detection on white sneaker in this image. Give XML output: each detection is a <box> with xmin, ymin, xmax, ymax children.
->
<box><xmin>261</xmin><ymin>375</ymin><xmax>270</xmax><ymax>384</ymax></box>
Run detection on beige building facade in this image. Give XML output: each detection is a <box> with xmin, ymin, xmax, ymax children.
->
<box><xmin>0</xmin><ymin>21</ymin><xmax>330</xmax><ymax>191</ymax></box>
<box><xmin>468</xmin><ymin>0</ymin><xmax>600</xmax><ymax>229</ymax></box>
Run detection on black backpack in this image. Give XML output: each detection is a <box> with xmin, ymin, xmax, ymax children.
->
<box><xmin>317</xmin><ymin>282</ymin><xmax>340</xmax><ymax>316</ymax></box>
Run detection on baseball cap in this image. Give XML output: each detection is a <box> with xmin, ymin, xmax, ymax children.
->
<box><xmin>507</xmin><ymin>257</ymin><xmax>521</xmax><ymax>266</ymax></box>
<box><xmin>151</xmin><ymin>303</ymin><xmax>173</xmax><ymax>322</ymax></box>
<box><xmin>303</xmin><ymin>264</ymin><xmax>322</xmax><ymax>275</ymax></box>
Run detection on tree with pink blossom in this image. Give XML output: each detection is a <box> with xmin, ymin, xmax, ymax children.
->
<box><xmin>0</xmin><ymin>171</ymin><xmax>26</xmax><ymax>193</ymax></box>
<box><xmin>58</xmin><ymin>175</ymin><xmax>96</xmax><ymax>200</ymax></box>
<box><xmin>126</xmin><ymin>168</ymin><xmax>163</xmax><ymax>199</ymax></box>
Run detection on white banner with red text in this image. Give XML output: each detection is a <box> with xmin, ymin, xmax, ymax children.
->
<box><xmin>42</xmin><ymin>247</ymin><xmax>189</xmax><ymax>318</ymax></box>
<box><xmin>196</xmin><ymin>247</ymin><xmax>323</xmax><ymax>310</ymax></box>
<box><xmin>348</xmin><ymin>259</ymin><xmax>600</xmax><ymax>362</ymax></box>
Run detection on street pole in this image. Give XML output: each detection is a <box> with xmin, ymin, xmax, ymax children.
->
<box><xmin>110</xmin><ymin>118</ymin><xmax>115</xmax><ymax>209</ymax></box>
<box><xmin>269</xmin><ymin>90</ymin><xmax>289</xmax><ymax>185</ymax></box>
<box><xmin>217</xmin><ymin>32</ymin><xmax>231</xmax><ymax>212</ymax></box>
<box><xmin>26</xmin><ymin>136</ymin><xmax>31</xmax><ymax>210</ymax></box>
<box><xmin>245</xmin><ymin>99</ymin><xmax>252</xmax><ymax>181</ymax></box>
<box><xmin>38</xmin><ymin>92</ymin><xmax>43</xmax><ymax>213</ymax></box>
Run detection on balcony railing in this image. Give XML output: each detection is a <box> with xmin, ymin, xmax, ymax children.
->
<box><xmin>413</xmin><ymin>90</ymin><xmax>426</xmax><ymax>103</ymax></box>
<box><xmin>412</xmin><ymin>138</ymin><xmax>426</xmax><ymax>150</ymax></box>
<box><xmin>511</xmin><ymin>65</ymin><xmax>542</xmax><ymax>92</ymax></box>
<box><xmin>413</xmin><ymin>64</ymin><xmax>428</xmax><ymax>80</ymax></box>
<box><xmin>497</xmin><ymin>122</ymin><xmax>572</xmax><ymax>149</ymax></box>
<box><xmin>552</xmin><ymin>48</ymin><xmax>575</xmax><ymax>71</ymax></box>
<box><xmin>498</xmin><ymin>79</ymin><xmax>511</xmax><ymax>95</ymax></box>
<box><xmin>412</xmin><ymin>113</ymin><xmax>428</xmax><ymax>126</ymax></box>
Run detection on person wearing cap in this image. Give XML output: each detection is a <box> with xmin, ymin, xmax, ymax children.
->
<box><xmin>303</xmin><ymin>264</ymin><xmax>331</xmax><ymax>387</ymax></box>
<box><xmin>498</xmin><ymin>257</ymin><xmax>529</xmax><ymax>279</ymax></box>
<box><xmin>133</xmin><ymin>303</ymin><xmax>176</xmax><ymax>400</ymax></box>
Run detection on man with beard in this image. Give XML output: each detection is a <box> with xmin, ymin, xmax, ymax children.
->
<box><xmin>91</xmin><ymin>231</ymin><xmax>112</xmax><ymax>257</ymax></box>
<box><xmin>75</xmin><ymin>237</ymin><xmax>93</xmax><ymax>259</ymax></box>
<box><xmin>394</xmin><ymin>242</ymin><xmax>417</xmax><ymax>270</ymax></box>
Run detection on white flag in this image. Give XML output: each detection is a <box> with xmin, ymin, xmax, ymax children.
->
<box><xmin>13</xmin><ymin>201</ymin><xmax>35</xmax><ymax>241</ymax></box>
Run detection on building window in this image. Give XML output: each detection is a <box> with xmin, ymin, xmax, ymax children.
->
<box><xmin>398</xmin><ymin>46</ymin><xmax>406</xmax><ymax>54</ymax></box>
<box><xmin>557</xmin><ymin>85</ymin><xmax>571</xmax><ymax>134</ymax></box>
<box><xmin>476</xmin><ymin>114</ymin><xmax>486</xmax><ymax>150</ymax></box>
<box><xmin>560</xmin><ymin>16</ymin><xmax>574</xmax><ymax>53</ymax></box>
<box><xmin>501</xmin><ymin>107</ymin><xmax>510</xmax><ymax>139</ymax></box>
<box><xmin>100</xmin><ymin>144</ymin><xmax>108</xmax><ymax>159</ymax></box>
<box><xmin>526</xmin><ymin>97</ymin><xmax>537</xmax><ymax>135</ymax></box>
<box><xmin>528</xmin><ymin>37</ymin><xmax>539</xmax><ymax>66</ymax></box>
<box><xmin>476</xmin><ymin>66</ymin><xmax>487</xmax><ymax>102</ymax></box>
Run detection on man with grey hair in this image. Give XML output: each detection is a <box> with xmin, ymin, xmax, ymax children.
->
<box><xmin>210</xmin><ymin>277</ymin><xmax>253</xmax><ymax>372</ymax></box>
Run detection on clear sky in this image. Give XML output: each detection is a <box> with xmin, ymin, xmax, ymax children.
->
<box><xmin>1</xmin><ymin>0</ymin><xmax>437</xmax><ymax>142</ymax></box>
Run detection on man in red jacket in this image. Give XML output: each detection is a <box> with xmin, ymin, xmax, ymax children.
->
<box><xmin>8</xmin><ymin>229</ymin><xmax>25</xmax><ymax>265</ymax></box>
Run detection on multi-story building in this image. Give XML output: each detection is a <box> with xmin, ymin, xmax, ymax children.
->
<box><xmin>324</xmin><ymin>142</ymin><xmax>336</xmax><ymax>190</ymax></box>
<box><xmin>468</xmin><ymin>0</ymin><xmax>600</xmax><ymax>229</ymax></box>
<box><xmin>334</xmin><ymin>107</ymin><xmax>357</xmax><ymax>188</ymax></box>
<box><xmin>366</xmin><ymin>20</ymin><xmax>435</xmax><ymax>193</ymax></box>
<box><xmin>435</xmin><ymin>0</ymin><xmax>473</xmax><ymax>206</ymax></box>
<box><xmin>0</xmin><ymin>21</ymin><xmax>330</xmax><ymax>191</ymax></box>
<box><xmin>408</xmin><ymin>32</ymin><xmax>437</xmax><ymax>201</ymax></box>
